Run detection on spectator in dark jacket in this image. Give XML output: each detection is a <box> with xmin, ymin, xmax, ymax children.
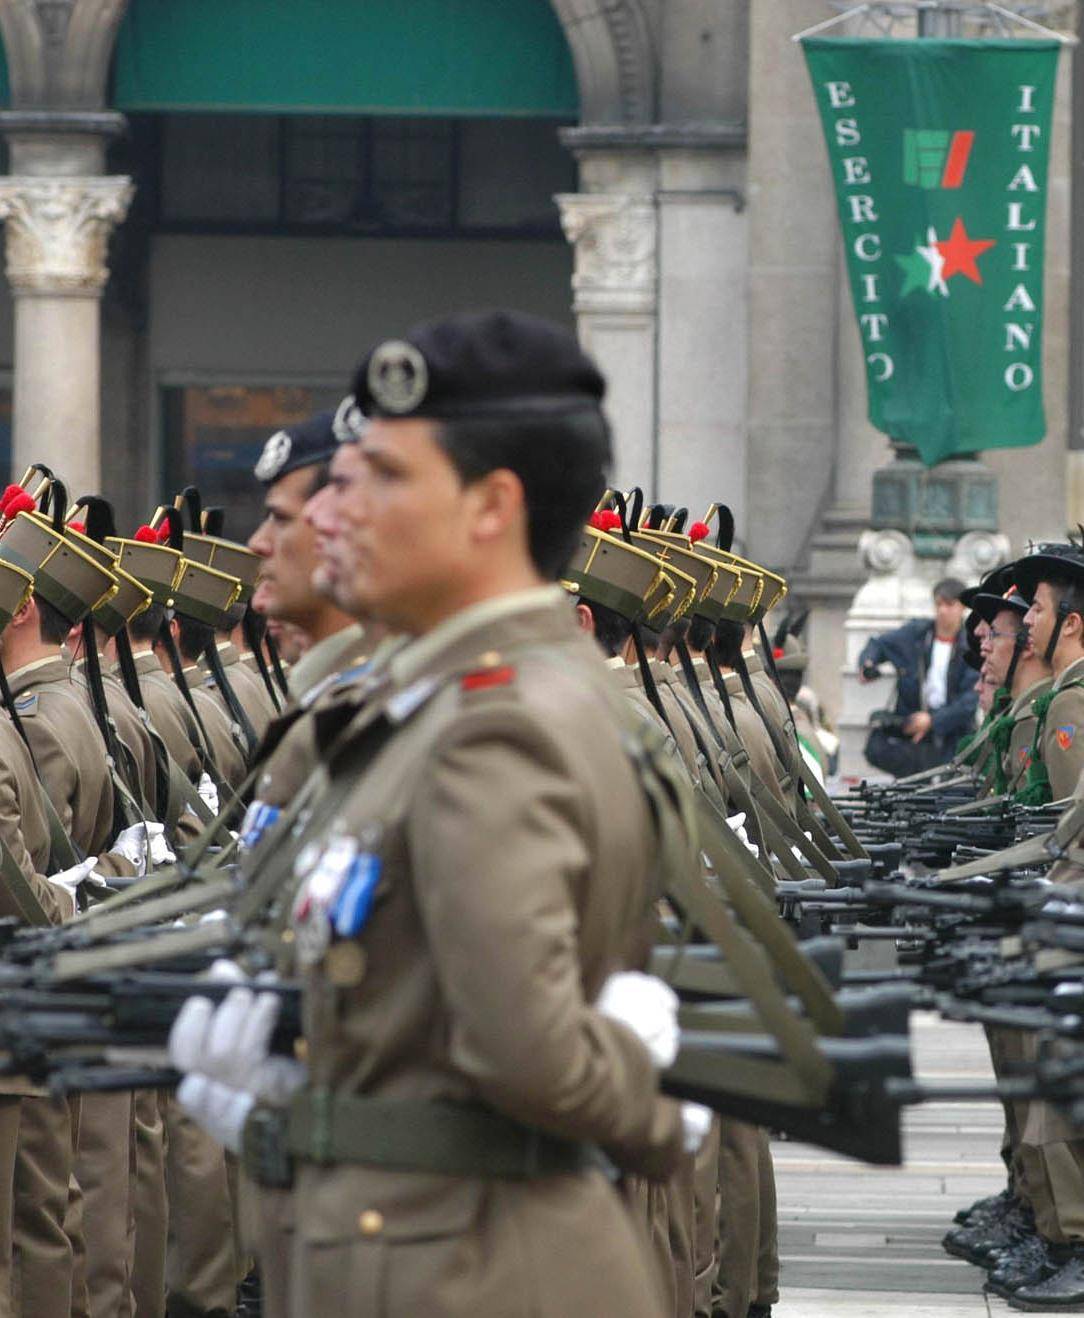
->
<box><xmin>858</xmin><ymin>578</ymin><xmax>979</xmax><ymax>769</ymax></box>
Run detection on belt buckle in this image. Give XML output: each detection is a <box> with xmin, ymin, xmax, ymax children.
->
<box><xmin>242</xmin><ymin>1105</ymin><xmax>294</xmax><ymax>1189</ymax></box>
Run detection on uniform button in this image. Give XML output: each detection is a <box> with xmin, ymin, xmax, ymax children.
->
<box><xmin>293</xmin><ymin>1038</ymin><xmax>309</xmax><ymax>1063</ymax></box>
<box><xmin>478</xmin><ymin>650</ymin><xmax>501</xmax><ymax>667</ymax></box>
<box><xmin>281</xmin><ymin>929</ymin><xmax>295</xmax><ymax>944</ymax></box>
<box><xmin>358</xmin><ymin>1210</ymin><xmax>384</xmax><ymax>1236</ymax></box>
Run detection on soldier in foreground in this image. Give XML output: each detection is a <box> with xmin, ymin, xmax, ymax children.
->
<box><xmin>172</xmin><ymin>312</ymin><xmax>711</xmax><ymax>1316</ymax></box>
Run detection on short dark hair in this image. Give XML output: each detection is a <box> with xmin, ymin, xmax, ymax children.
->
<box><xmin>712</xmin><ymin>619</ymin><xmax>745</xmax><ymax>669</ymax></box>
<box><xmin>175</xmin><ymin>614</ymin><xmax>214</xmax><ymax>663</ymax></box>
<box><xmin>583</xmin><ymin>598</ymin><xmax>632</xmax><ymax>659</ymax></box>
<box><xmin>130</xmin><ymin>602</ymin><xmax>166</xmax><ymax>645</ymax></box>
<box><xmin>437</xmin><ymin>412</ymin><xmax>611</xmax><ymax>578</ymax></box>
<box><xmin>686</xmin><ymin>614</ymin><xmax>715</xmax><ymax>654</ymax></box>
<box><xmin>35</xmin><ymin>594</ymin><xmax>72</xmax><ymax>646</ymax></box>
<box><xmin>933</xmin><ymin>578</ymin><xmax>966</xmax><ymax>603</ymax></box>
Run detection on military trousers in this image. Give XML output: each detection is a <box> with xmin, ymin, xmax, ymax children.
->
<box><xmin>713</xmin><ymin>1121</ymin><xmax>779</xmax><ymax>1318</ymax></box>
<box><xmin>132</xmin><ymin>1090</ymin><xmax>168</xmax><ymax>1318</ymax></box>
<box><xmin>239</xmin><ymin>1173</ymin><xmax>292</xmax><ymax>1318</ymax></box>
<box><xmin>13</xmin><ymin>1095</ymin><xmax>77</xmax><ymax>1318</ymax></box>
<box><xmin>164</xmin><ymin>1099</ymin><xmax>238</xmax><ymax>1314</ymax></box>
<box><xmin>76</xmin><ymin>1091</ymin><xmax>136</xmax><ymax>1318</ymax></box>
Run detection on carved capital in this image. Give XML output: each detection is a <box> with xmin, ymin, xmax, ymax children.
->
<box><xmin>556</xmin><ymin>192</ymin><xmax>657</xmax><ymax>315</ymax></box>
<box><xmin>0</xmin><ymin>176</ymin><xmax>133</xmax><ymax>295</ymax></box>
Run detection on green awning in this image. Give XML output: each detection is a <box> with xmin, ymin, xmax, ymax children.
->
<box><xmin>113</xmin><ymin>0</ymin><xmax>579</xmax><ymax>118</ymax></box>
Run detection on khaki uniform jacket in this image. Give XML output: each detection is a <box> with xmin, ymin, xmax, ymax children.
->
<box><xmin>725</xmin><ymin>672</ymin><xmax>790</xmax><ymax>809</ymax></box>
<box><xmin>201</xmin><ymin>642</ymin><xmax>276</xmax><ymax>742</ymax></box>
<box><xmin>1040</xmin><ymin>656</ymin><xmax>1084</xmax><ymax>801</ymax></box>
<box><xmin>0</xmin><ymin>714</ymin><xmax>72</xmax><ymax>924</ymax></box>
<box><xmin>7</xmin><ymin>656</ymin><xmax>136</xmax><ymax>879</ymax></box>
<box><xmin>1005</xmin><ymin>675</ymin><xmax>1053</xmax><ymax>795</ymax></box>
<box><xmin>128</xmin><ymin>651</ymin><xmax>203</xmax><ymax>786</ymax></box>
<box><xmin>251</xmin><ymin>625</ymin><xmax>376</xmax><ymax>811</ymax></box>
<box><xmin>183</xmin><ymin>668</ymin><xmax>248</xmax><ymax>789</ymax></box>
<box><xmin>288</xmin><ymin>589</ymin><xmax>681</xmax><ymax>1317</ymax></box>
<box><xmin>0</xmin><ymin>714</ymin><xmax>73</xmax><ymax>1096</ymax></box>
<box><xmin>71</xmin><ymin>659</ymin><xmax>159</xmax><ymax>818</ymax></box>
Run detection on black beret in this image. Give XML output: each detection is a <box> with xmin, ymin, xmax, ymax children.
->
<box><xmin>353</xmin><ymin>309</ymin><xmax>606</xmax><ymax>421</ymax></box>
<box><xmin>254</xmin><ymin>410</ymin><xmax>338</xmax><ymax>486</ymax></box>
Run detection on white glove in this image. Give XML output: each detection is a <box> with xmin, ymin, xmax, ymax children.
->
<box><xmin>681</xmin><ymin>1102</ymin><xmax>713</xmax><ymax>1154</ymax></box>
<box><xmin>197</xmin><ymin>772</ymin><xmax>220</xmax><ymax>814</ymax></box>
<box><xmin>148</xmin><ymin>825</ymin><xmax>176</xmax><ymax>868</ymax></box>
<box><xmin>175</xmin><ymin>1074</ymin><xmax>253</xmax><ymax>1154</ymax></box>
<box><xmin>169</xmin><ymin>987</ymin><xmax>306</xmax><ymax>1100</ymax></box>
<box><xmin>596</xmin><ymin>971</ymin><xmax>679</xmax><ymax>1069</ymax></box>
<box><xmin>726</xmin><ymin>812</ymin><xmax>759</xmax><ymax>859</ymax></box>
<box><xmin>111</xmin><ymin>822</ymin><xmax>174</xmax><ymax>874</ymax></box>
<box><xmin>45</xmin><ymin>856</ymin><xmax>106</xmax><ymax>899</ymax></box>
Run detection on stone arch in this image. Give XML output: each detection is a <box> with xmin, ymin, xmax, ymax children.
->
<box><xmin>548</xmin><ymin>0</ymin><xmax>656</xmax><ymax>124</ymax></box>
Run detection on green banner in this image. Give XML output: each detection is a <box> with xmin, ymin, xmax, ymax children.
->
<box><xmin>802</xmin><ymin>38</ymin><xmax>1059</xmax><ymax>467</ymax></box>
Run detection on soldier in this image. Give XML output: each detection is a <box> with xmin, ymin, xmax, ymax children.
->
<box><xmin>0</xmin><ymin>505</ymin><xmax>170</xmax><ymax>1318</ymax></box>
<box><xmin>169</xmin><ymin>612</ymin><xmax>248</xmax><ymax>791</ymax></box>
<box><xmin>1018</xmin><ymin>544</ymin><xmax>1084</xmax><ymax>801</ymax></box>
<box><xmin>972</xmin><ymin>585</ymin><xmax>1052</xmax><ymax>798</ymax></box>
<box><xmin>247</xmin><ymin>410</ymin><xmax>368</xmax><ymax>708</ymax></box>
<box><xmin>172</xmin><ymin>310</ymin><xmax>710</xmax><ymax>1317</ymax></box>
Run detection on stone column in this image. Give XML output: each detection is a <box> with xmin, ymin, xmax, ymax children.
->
<box><xmin>655</xmin><ymin>141</ymin><xmax>747</xmax><ymax>532</ymax></box>
<box><xmin>557</xmin><ymin>161</ymin><xmax>659</xmax><ymax>492</ymax></box>
<box><xmin>0</xmin><ymin>174</ymin><xmax>132</xmax><ymax>493</ymax></box>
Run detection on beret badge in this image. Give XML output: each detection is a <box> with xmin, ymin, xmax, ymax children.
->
<box><xmin>367</xmin><ymin>340</ymin><xmax>429</xmax><ymax>415</ymax></box>
<box><xmin>255</xmin><ymin>431</ymin><xmax>293</xmax><ymax>482</ymax></box>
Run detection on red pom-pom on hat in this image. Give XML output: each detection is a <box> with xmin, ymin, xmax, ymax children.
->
<box><xmin>67</xmin><ymin>520</ymin><xmax>86</xmax><ymax>535</ymax></box>
<box><xmin>3</xmin><ymin>492</ymin><xmax>36</xmax><ymax>520</ymax></box>
<box><xmin>589</xmin><ymin>510</ymin><xmax>622</xmax><ymax>533</ymax></box>
<box><xmin>0</xmin><ymin>484</ymin><xmax>24</xmax><ymax>514</ymax></box>
<box><xmin>133</xmin><ymin>525</ymin><xmax>158</xmax><ymax>544</ymax></box>
<box><xmin>688</xmin><ymin>521</ymin><xmax>711</xmax><ymax>543</ymax></box>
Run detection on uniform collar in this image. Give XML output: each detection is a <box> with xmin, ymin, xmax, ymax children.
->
<box><xmin>742</xmin><ymin>649</ymin><xmax>765</xmax><ymax>675</ymax></box>
<box><xmin>1010</xmin><ymin>674</ymin><xmax>1053</xmax><ymax>715</ymax></box>
<box><xmin>6</xmin><ymin>653</ymin><xmax>71</xmax><ymax>694</ymax></box>
<box><xmin>387</xmin><ymin>586</ymin><xmax>567</xmax><ymax>690</ymax></box>
<box><xmin>287</xmin><ymin>622</ymin><xmax>370</xmax><ymax>702</ymax></box>
<box><xmin>1055</xmin><ymin>654</ymin><xmax>1084</xmax><ymax>691</ymax></box>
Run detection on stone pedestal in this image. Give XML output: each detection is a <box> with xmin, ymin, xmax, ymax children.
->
<box><xmin>835</xmin><ymin>527</ymin><xmax>1011</xmax><ymax>777</ymax></box>
<box><xmin>0</xmin><ymin>174</ymin><xmax>132</xmax><ymax>492</ymax></box>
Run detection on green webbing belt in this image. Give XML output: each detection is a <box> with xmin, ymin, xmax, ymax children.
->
<box><xmin>662</xmin><ymin>832</ymin><xmax>834</xmax><ymax>1100</ymax></box>
<box><xmin>285</xmin><ymin>1093</ymin><xmax>594</xmax><ymax>1178</ymax></box>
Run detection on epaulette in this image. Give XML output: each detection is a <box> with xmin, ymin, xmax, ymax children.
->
<box><xmin>460</xmin><ymin>651</ymin><xmax>517</xmax><ymax>696</ymax></box>
<box><xmin>12</xmin><ymin>692</ymin><xmax>38</xmax><ymax>717</ymax></box>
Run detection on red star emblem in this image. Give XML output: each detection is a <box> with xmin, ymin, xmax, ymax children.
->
<box><xmin>937</xmin><ymin>217</ymin><xmax>996</xmax><ymax>285</ymax></box>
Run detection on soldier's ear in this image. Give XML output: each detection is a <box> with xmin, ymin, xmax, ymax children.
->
<box><xmin>573</xmin><ymin>602</ymin><xmax>595</xmax><ymax>635</ymax></box>
<box><xmin>466</xmin><ymin>467</ymin><xmax>524</xmax><ymax>545</ymax></box>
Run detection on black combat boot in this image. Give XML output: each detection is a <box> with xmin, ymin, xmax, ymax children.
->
<box><xmin>955</xmin><ymin>1186</ymin><xmax>1015</xmax><ymax>1226</ymax></box>
<box><xmin>943</xmin><ymin>1200</ymin><xmax>1033</xmax><ymax>1265</ymax></box>
<box><xmin>1009</xmin><ymin>1246</ymin><xmax>1084</xmax><ymax>1310</ymax></box>
<box><xmin>986</xmin><ymin>1234</ymin><xmax>1054</xmax><ymax>1297</ymax></box>
<box><xmin>747</xmin><ymin>1306</ymin><xmax>772</xmax><ymax>1318</ymax></box>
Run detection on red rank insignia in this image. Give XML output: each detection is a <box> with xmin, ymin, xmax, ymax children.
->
<box><xmin>461</xmin><ymin>666</ymin><xmax>516</xmax><ymax>692</ymax></box>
